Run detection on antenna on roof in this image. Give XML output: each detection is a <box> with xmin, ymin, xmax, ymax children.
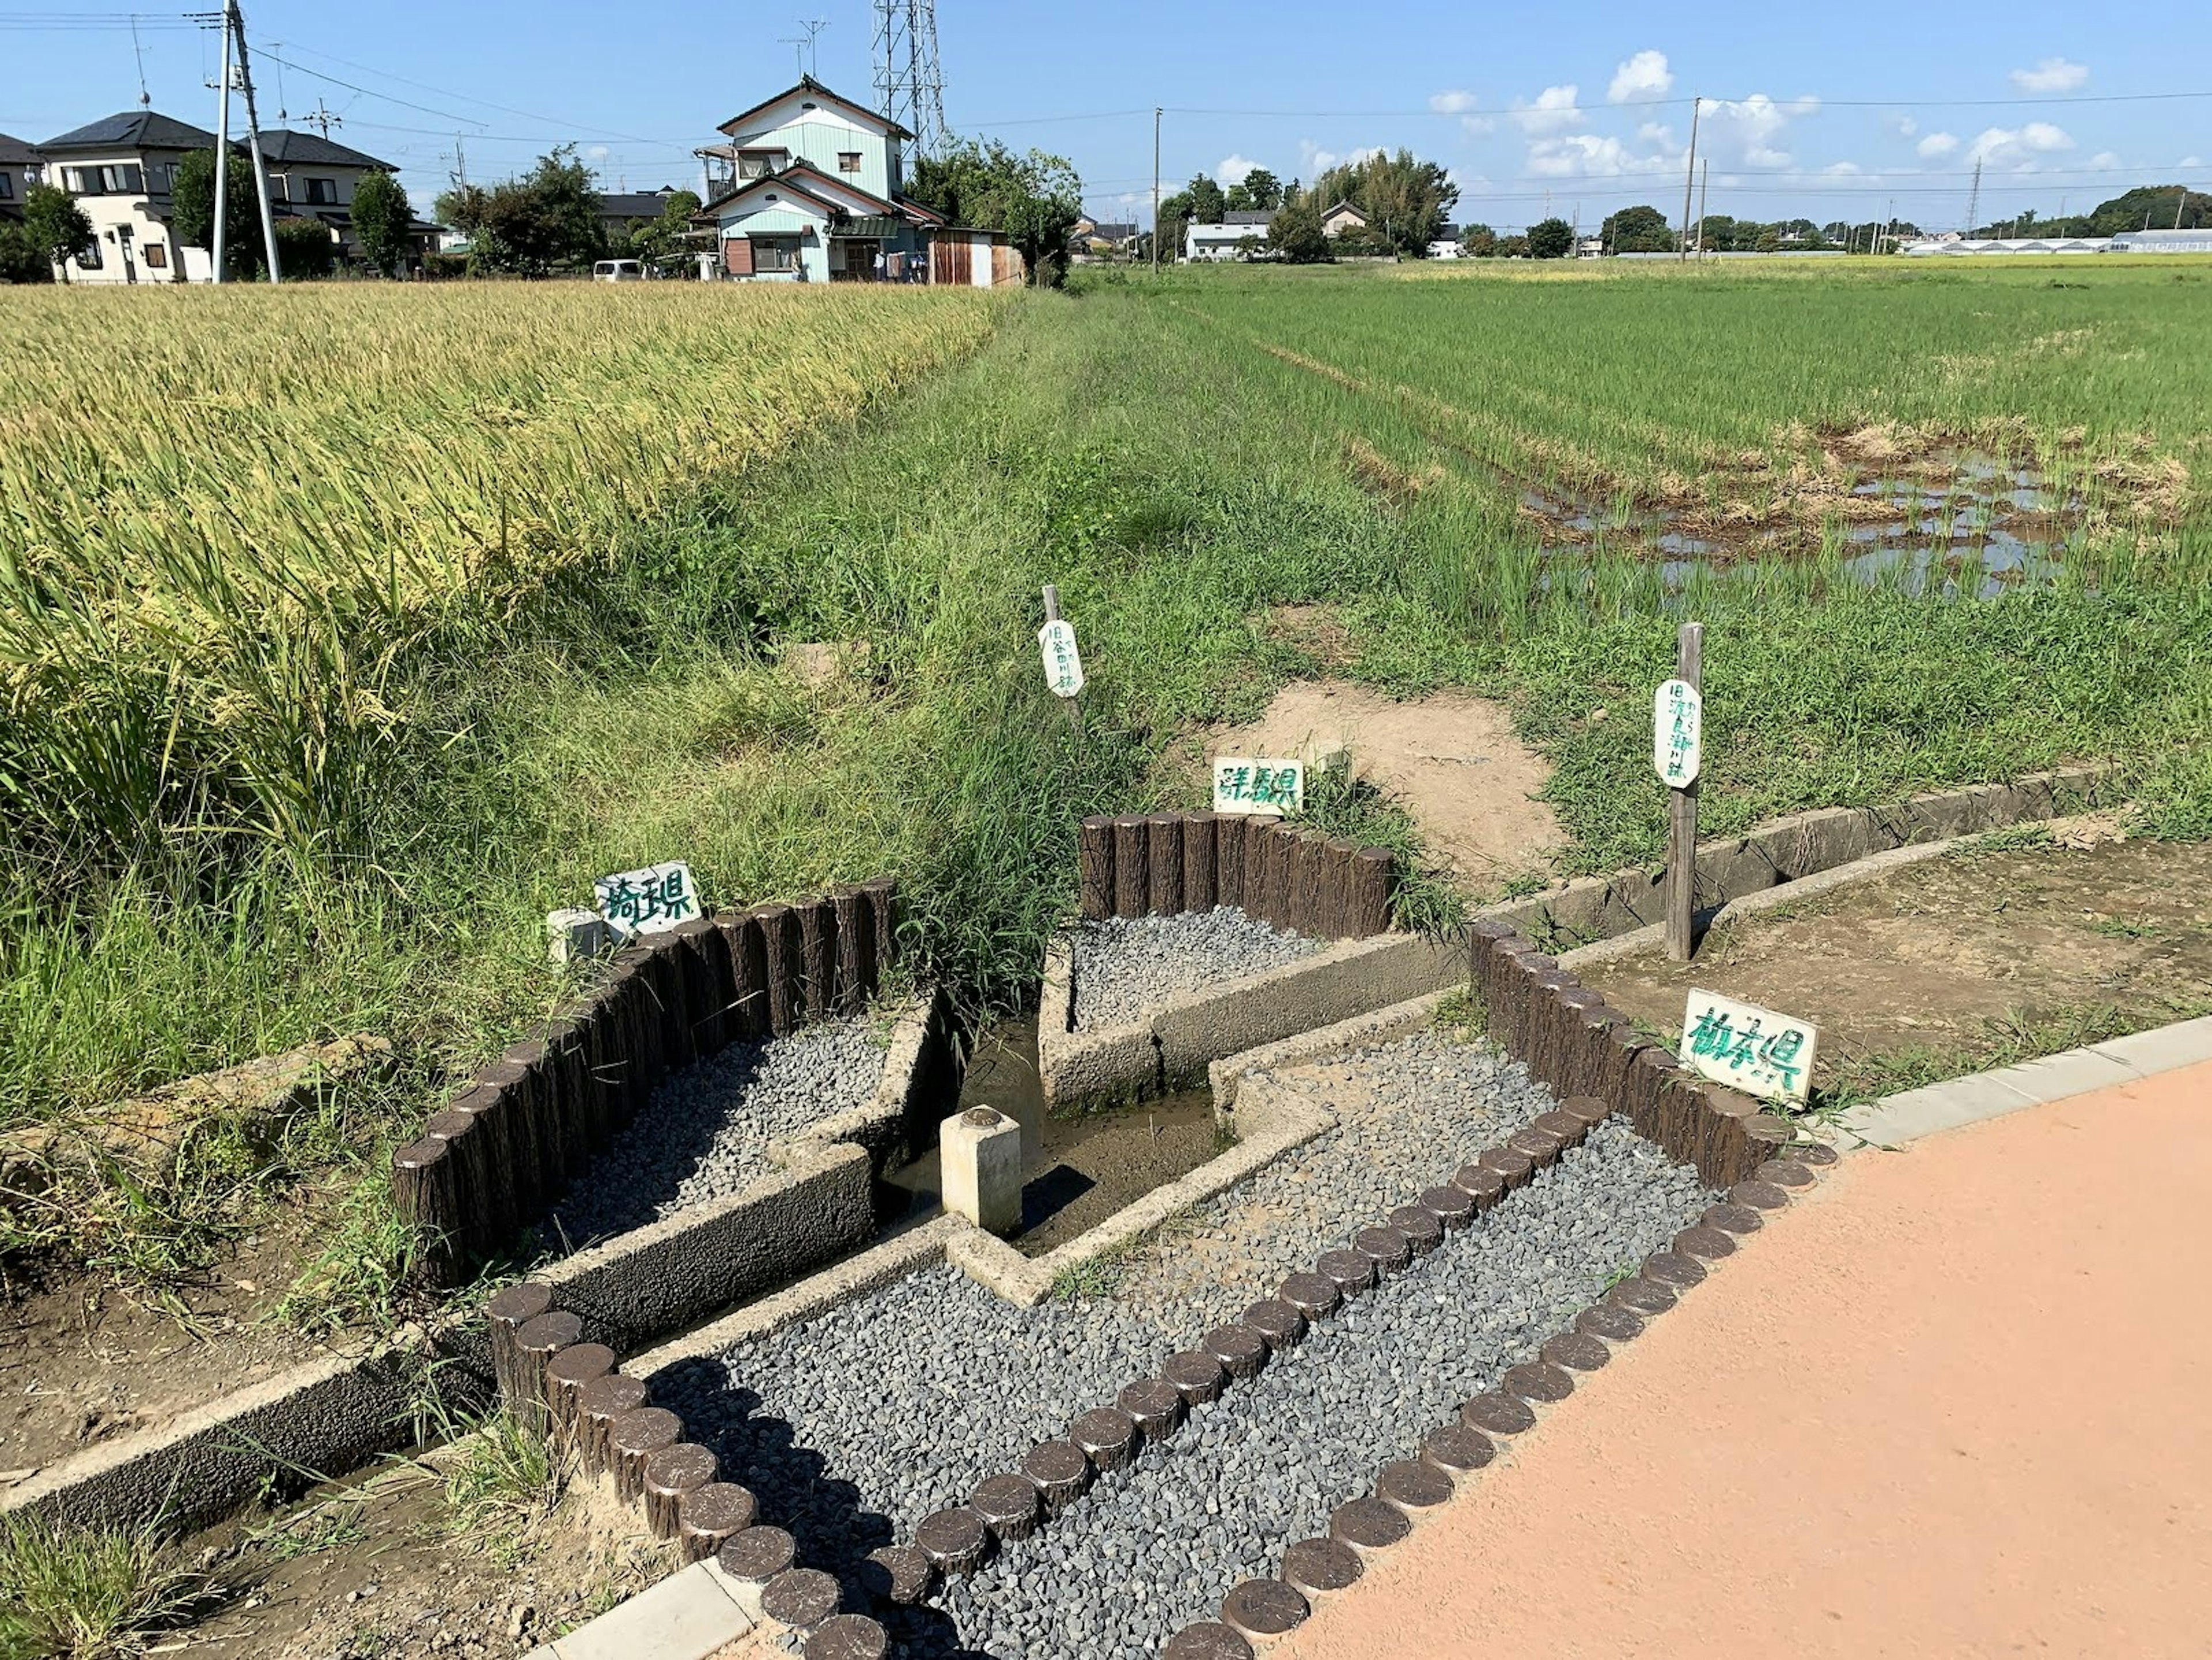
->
<box><xmin>270</xmin><ymin>37</ymin><xmax>286</xmax><ymax>119</ymax></box>
<box><xmin>779</xmin><ymin>17</ymin><xmax>829</xmax><ymax>78</ymax></box>
<box><xmin>130</xmin><ymin>15</ymin><xmax>150</xmax><ymax>106</ymax></box>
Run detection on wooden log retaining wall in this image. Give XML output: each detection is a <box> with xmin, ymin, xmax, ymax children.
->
<box><xmin>1077</xmin><ymin>814</ymin><xmax>1396</xmax><ymax>939</ymax></box>
<box><xmin>1463</xmin><ymin>917</ymin><xmax>1794</xmax><ymax>1190</ymax></box>
<box><xmin>392</xmin><ymin>882</ymin><xmax>901</xmax><ymax>1288</ymax></box>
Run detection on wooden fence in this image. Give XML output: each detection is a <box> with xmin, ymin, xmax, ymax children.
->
<box><xmin>1077</xmin><ymin>812</ymin><xmax>1395</xmax><ymax>939</ymax></box>
<box><xmin>391</xmin><ymin>880</ymin><xmax>899</xmax><ymax>1287</ymax></box>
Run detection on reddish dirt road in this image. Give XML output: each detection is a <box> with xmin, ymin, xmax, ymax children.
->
<box><xmin>1283</xmin><ymin>1061</ymin><xmax>2212</xmax><ymax>1660</ymax></box>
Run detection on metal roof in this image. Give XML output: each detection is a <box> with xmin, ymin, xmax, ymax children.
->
<box><xmin>599</xmin><ymin>190</ymin><xmax>685</xmax><ymax>220</ymax></box>
<box><xmin>41</xmin><ymin>109</ymin><xmax>215</xmax><ymax>152</ymax></box>
<box><xmin>0</xmin><ymin>131</ymin><xmax>38</xmax><ymax>165</ymax></box>
<box><xmin>1222</xmin><ymin>209</ymin><xmax>1275</xmax><ymax>225</ymax></box>
<box><xmin>255</xmin><ymin>129</ymin><xmax>393</xmax><ymax>171</ymax></box>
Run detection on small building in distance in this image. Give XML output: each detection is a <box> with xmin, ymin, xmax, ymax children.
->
<box><xmin>2110</xmin><ymin>227</ymin><xmax>2212</xmax><ymax>254</ymax></box>
<box><xmin>1902</xmin><ymin>235</ymin><xmax>2114</xmax><ymax>256</ymax></box>
<box><xmin>252</xmin><ymin>128</ymin><xmax>424</xmax><ymax>262</ymax></box>
<box><xmin>0</xmin><ymin>131</ymin><xmax>40</xmax><ymax>222</ymax></box>
<box><xmin>1319</xmin><ymin>199</ymin><xmax>1368</xmax><ymax>236</ymax></box>
<box><xmin>1185</xmin><ymin>209</ymin><xmax>1274</xmax><ymax>262</ymax></box>
<box><xmin>1071</xmin><ymin>215</ymin><xmax>1137</xmax><ymax>255</ymax></box>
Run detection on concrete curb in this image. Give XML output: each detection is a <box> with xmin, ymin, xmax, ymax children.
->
<box><xmin>946</xmin><ymin>1079</ymin><xmax>1335</xmax><ymax>1307</ymax></box>
<box><xmin>1831</xmin><ymin>1014</ymin><xmax>2212</xmax><ymax>1148</ymax></box>
<box><xmin>1207</xmin><ymin>989</ymin><xmax>1459</xmax><ymax>1110</ymax></box>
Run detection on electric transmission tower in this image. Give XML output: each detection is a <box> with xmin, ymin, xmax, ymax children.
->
<box><xmin>872</xmin><ymin>0</ymin><xmax>946</xmax><ymax>157</ymax></box>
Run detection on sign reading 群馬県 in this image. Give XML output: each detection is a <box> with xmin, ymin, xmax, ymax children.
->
<box><xmin>1037</xmin><ymin>620</ymin><xmax>1084</xmax><ymax>698</ymax></box>
<box><xmin>1653</xmin><ymin>677</ymin><xmax>1702</xmax><ymax>789</ymax></box>
<box><xmin>594</xmin><ymin>860</ymin><xmax>700</xmax><ymax>941</ymax></box>
<box><xmin>1213</xmin><ymin>758</ymin><xmax>1305</xmax><ymax>816</ymax></box>
<box><xmin>1680</xmin><ymin>988</ymin><xmax>1817</xmax><ymax>1106</ymax></box>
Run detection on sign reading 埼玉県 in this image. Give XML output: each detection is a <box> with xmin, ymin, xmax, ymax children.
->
<box><xmin>1653</xmin><ymin>677</ymin><xmax>1702</xmax><ymax>788</ymax></box>
<box><xmin>1213</xmin><ymin>758</ymin><xmax>1305</xmax><ymax>815</ymax></box>
<box><xmin>1037</xmin><ymin>619</ymin><xmax>1084</xmax><ymax>699</ymax></box>
<box><xmin>595</xmin><ymin>860</ymin><xmax>700</xmax><ymax>942</ymax></box>
<box><xmin>1680</xmin><ymin>988</ymin><xmax>1817</xmax><ymax>1106</ymax></box>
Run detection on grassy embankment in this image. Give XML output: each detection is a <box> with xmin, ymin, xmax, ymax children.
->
<box><xmin>2</xmin><ymin>259</ymin><xmax>2206</xmax><ymax>1324</ymax></box>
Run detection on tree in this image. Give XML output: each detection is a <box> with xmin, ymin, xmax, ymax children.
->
<box><xmin>437</xmin><ymin>146</ymin><xmax>603</xmax><ymax>277</ymax></box>
<box><xmin>1154</xmin><ymin>187</ymin><xmax>1193</xmax><ymax>262</ymax></box>
<box><xmin>1754</xmin><ymin>224</ymin><xmax>1783</xmax><ymax>253</ymax></box>
<box><xmin>2087</xmin><ymin>184</ymin><xmax>2211</xmax><ymax>234</ymax></box>
<box><xmin>1184</xmin><ymin>173</ymin><xmax>1226</xmax><ymax>224</ymax></box>
<box><xmin>0</xmin><ymin>221</ymin><xmax>54</xmax><ymax>283</ymax></box>
<box><xmin>1527</xmin><ymin>216</ymin><xmax>1574</xmax><ymax>259</ymax></box>
<box><xmin>172</xmin><ymin>149</ymin><xmax>268</xmax><ymax>276</ymax></box>
<box><xmin>1267</xmin><ymin>192</ymin><xmax>1330</xmax><ymax>263</ymax></box>
<box><xmin>1308</xmin><ymin>149</ymin><xmax>1457</xmax><ymax>255</ymax></box>
<box><xmin>908</xmin><ymin>137</ymin><xmax>1083</xmax><ymax>286</ymax></box>
<box><xmin>1599</xmin><ymin>203</ymin><xmax>1675</xmax><ymax>254</ymax></box>
<box><xmin>1497</xmin><ymin>233</ymin><xmax>1531</xmax><ymax>258</ymax></box>
<box><xmin>350</xmin><ymin>168</ymin><xmax>413</xmax><ymax>275</ymax></box>
<box><xmin>1241</xmin><ymin>167</ymin><xmax>1283</xmax><ymax>211</ymax></box>
<box><xmin>1225</xmin><ymin>183</ymin><xmax>1253</xmax><ymax>213</ymax></box>
<box><xmin>1459</xmin><ymin>222</ymin><xmax>1496</xmax><ymax>256</ymax></box>
<box><xmin>22</xmin><ymin>182</ymin><xmax>93</xmax><ymax>281</ymax></box>
<box><xmin>274</xmin><ymin>217</ymin><xmax>335</xmax><ymax>278</ymax></box>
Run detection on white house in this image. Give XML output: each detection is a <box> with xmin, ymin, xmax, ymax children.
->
<box><xmin>252</xmin><ymin>128</ymin><xmax>419</xmax><ymax>261</ymax></box>
<box><xmin>696</xmin><ymin>76</ymin><xmax>1018</xmax><ymax>285</ymax></box>
<box><xmin>1319</xmin><ymin>199</ymin><xmax>1368</xmax><ymax>236</ymax></box>
<box><xmin>1185</xmin><ymin>210</ymin><xmax>1274</xmax><ymax>262</ymax></box>
<box><xmin>0</xmin><ymin>131</ymin><xmax>40</xmax><ymax>225</ymax></box>
<box><xmin>37</xmin><ymin>110</ymin><xmax>215</xmax><ymax>282</ymax></box>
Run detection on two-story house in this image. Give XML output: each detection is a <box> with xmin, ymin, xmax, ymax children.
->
<box><xmin>253</xmin><ymin>128</ymin><xmax>415</xmax><ymax>261</ymax></box>
<box><xmin>37</xmin><ymin>110</ymin><xmax>216</xmax><ymax>281</ymax></box>
<box><xmin>0</xmin><ymin>132</ymin><xmax>41</xmax><ymax>224</ymax></box>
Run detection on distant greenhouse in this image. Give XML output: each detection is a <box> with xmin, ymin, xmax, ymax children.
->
<box><xmin>2109</xmin><ymin>228</ymin><xmax>2212</xmax><ymax>254</ymax></box>
<box><xmin>1901</xmin><ymin>236</ymin><xmax>2113</xmax><ymax>256</ymax></box>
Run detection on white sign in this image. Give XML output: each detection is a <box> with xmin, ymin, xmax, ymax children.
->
<box><xmin>1654</xmin><ymin>678</ymin><xmax>1703</xmax><ymax>788</ymax></box>
<box><xmin>594</xmin><ymin>860</ymin><xmax>700</xmax><ymax>942</ymax></box>
<box><xmin>1680</xmin><ymin>988</ymin><xmax>1817</xmax><ymax>1106</ymax></box>
<box><xmin>1213</xmin><ymin>757</ymin><xmax>1305</xmax><ymax>815</ymax></box>
<box><xmin>1038</xmin><ymin>620</ymin><xmax>1085</xmax><ymax>698</ymax></box>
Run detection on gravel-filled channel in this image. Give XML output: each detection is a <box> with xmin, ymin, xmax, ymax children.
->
<box><xmin>930</xmin><ymin>1120</ymin><xmax>1714</xmax><ymax>1659</ymax></box>
<box><xmin>1071</xmin><ymin>907</ymin><xmax>1319</xmax><ymax>1030</ymax></box>
<box><xmin>547</xmin><ymin>1018</ymin><xmax>887</xmax><ymax>1249</ymax></box>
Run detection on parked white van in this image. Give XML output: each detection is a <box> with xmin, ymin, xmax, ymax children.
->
<box><xmin>592</xmin><ymin>259</ymin><xmax>645</xmax><ymax>282</ymax></box>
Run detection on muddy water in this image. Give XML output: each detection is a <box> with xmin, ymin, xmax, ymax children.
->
<box><xmin>881</xmin><ymin>1016</ymin><xmax>1225</xmax><ymax>1256</ymax></box>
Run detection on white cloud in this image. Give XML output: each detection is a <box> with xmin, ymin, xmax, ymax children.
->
<box><xmin>1608</xmin><ymin>50</ymin><xmax>1673</xmax><ymax>104</ymax></box>
<box><xmin>1214</xmin><ymin>154</ymin><xmax>1263</xmax><ymax>186</ymax></box>
<box><xmin>1698</xmin><ymin>93</ymin><xmax>1812</xmax><ymax>171</ymax></box>
<box><xmin>1824</xmin><ymin>161</ymin><xmax>1863</xmax><ymax>176</ymax></box>
<box><xmin>1525</xmin><ymin>133</ymin><xmax>1675</xmax><ymax>178</ymax></box>
<box><xmin>1968</xmin><ymin>122</ymin><xmax>2074</xmax><ymax>168</ymax></box>
<box><xmin>1888</xmin><ymin>114</ymin><xmax>1919</xmax><ymax>138</ymax></box>
<box><xmin>2088</xmin><ymin>150</ymin><xmax>2121</xmax><ymax>169</ymax></box>
<box><xmin>1299</xmin><ymin>140</ymin><xmax>1384</xmax><ymax>177</ymax></box>
<box><xmin>1512</xmin><ymin>85</ymin><xmax>1583</xmax><ymax>134</ymax></box>
<box><xmin>2180</xmin><ymin>154</ymin><xmax>2205</xmax><ymax>169</ymax></box>
<box><xmin>1637</xmin><ymin>120</ymin><xmax>1676</xmax><ymax>146</ymax></box>
<box><xmin>1918</xmin><ymin>131</ymin><xmax>1960</xmax><ymax>158</ymax></box>
<box><xmin>2009</xmin><ymin>57</ymin><xmax>2088</xmax><ymax>93</ymax></box>
<box><xmin>1429</xmin><ymin>90</ymin><xmax>1478</xmax><ymax>114</ymax></box>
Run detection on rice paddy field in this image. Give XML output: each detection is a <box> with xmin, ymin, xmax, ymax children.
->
<box><xmin>1</xmin><ymin>257</ymin><xmax>2206</xmax><ymax>1325</ymax></box>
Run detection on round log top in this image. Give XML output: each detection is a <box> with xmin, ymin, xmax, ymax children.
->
<box><xmin>717</xmin><ymin>1525</ymin><xmax>798</xmax><ymax>1583</ymax></box>
<box><xmin>805</xmin><ymin>1613</ymin><xmax>891</xmax><ymax>1660</ymax></box>
<box><xmin>1281</xmin><ymin>1535</ymin><xmax>1363</xmax><ymax>1594</ymax></box>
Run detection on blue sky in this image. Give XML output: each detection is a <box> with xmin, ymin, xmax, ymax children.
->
<box><xmin>5</xmin><ymin>1</ymin><xmax>2205</xmax><ymax>232</ymax></box>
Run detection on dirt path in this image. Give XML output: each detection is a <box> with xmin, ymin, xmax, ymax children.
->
<box><xmin>1282</xmin><ymin>1058</ymin><xmax>2212</xmax><ymax>1660</ymax></box>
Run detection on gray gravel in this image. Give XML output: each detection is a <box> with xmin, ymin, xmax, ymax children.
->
<box><xmin>547</xmin><ymin>1018</ymin><xmax>885</xmax><ymax>1249</ymax></box>
<box><xmin>1107</xmin><ymin>1033</ymin><xmax>1558</xmax><ymax>1341</ymax></box>
<box><xmin>1072</xmin><ymin>907</ymin><xmax>1318</xmax><ymax>1030</ymax></box>
<box><xmin>930</xmin><ymin>1121</ymin><xmax>1713</xmax><ymax>1659</ymax></box>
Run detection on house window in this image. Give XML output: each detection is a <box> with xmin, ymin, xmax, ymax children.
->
<box><xmin>62</xmin><ymin>163</ymin><xmax>144</xmax><ymax>195</ymax></box>
<box><xmin>143</xmin><ymin>241</ymin><xmax>166</xmax><ymax>269</ymax></box>
<box><xmin>737</xmin><ymin>150</ymin><xmax>783</xmax><ymax>180</ymax></box>
<box><xmin>751</xmin><ymin>236</ymin><xmax>800</xmax><ymax>273</ymax></box>
<box><xmin>74</xmin><ymin>237</ymin><xmax>101</xmax><ymax>270</ymax></box>
<box><xmin>305</xmin><ymin>177</ymin><xmax>338</xmax><ymax>205</ymax></box>
<box><xmin>0</xmin><ymin>173</ymin><xmax>11</xmax><ymax>201</ymax></box>
<box><xmin>837</xmin><ymin>152</ymin><xmax>862</xmax><ymax>173</ymax></box>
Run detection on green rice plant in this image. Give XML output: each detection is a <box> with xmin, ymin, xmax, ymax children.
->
<box><xmin>0</xmin><ymin>1512</ymin><xmax>206</xmax><ymax>1659</ymax></box>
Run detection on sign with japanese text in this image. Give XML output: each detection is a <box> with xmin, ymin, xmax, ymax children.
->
<box><xmin>1654</xmin><ymin>678</ymin><xmax>1702</xmax><ymax>788</ymax></box>
<box><xmin>1038</xmin><ymin>620</ymin><xmax>1085</xmax><ymax>698</ymax></box>
<box><xmin>1680</xmin><ymin>988</ymin><xmax>1817</xmax><ymax>1106</ymax></box>
<box><xmin>594</xmin><ymin>860</ymin><xmax>700</xmax><ymax>942</ymax></box>
<box><xmin>1213</xmin><ymin>757</ymin><xmax>1305</xmax><ymax>815</ymax></box>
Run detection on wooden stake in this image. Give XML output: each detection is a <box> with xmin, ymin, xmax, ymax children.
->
<box><xmin>1665</xmin><ymin>621</ymin><xmax>1704</xmax><ymax>962</ymax></box>
<box><xmin>1041</xmin><ymin>584</ymin><xmax>1085</xmax><ymax>737</ymax></box>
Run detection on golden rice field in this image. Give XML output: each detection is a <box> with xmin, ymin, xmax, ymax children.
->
<box><xmin>0</xmin><ymin>282</ymin><xmax>995</xmax><ymax>859</ymax></box>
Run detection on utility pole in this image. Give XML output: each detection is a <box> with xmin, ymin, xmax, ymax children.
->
<box><xmin>1696</xmin><ymin>158</ymin><xmax>1708</xmax><ymax>259</ymax></box>
<box><xmin>1964</xmin><ymin>158</ymin><xmax>1982</xmax><ymax>237</ymax></box>
<box><xmin>229</xmin><ymin>0</ymin><xmax>283</xmax><ymax>283</ymax></box>
<box><xmin>1152</xmin><ymin>106</ymin><xmax>1161</xmax><ymax>275</ymax></box>
<box><xmin>305</xmin><ymin>99</ymin><xmax>342</xmax><ymax>141</ymax></box>
<box><xmin>1677</xmin><ymin>96</ymin><xmax>1700</xmax><ymax>262</ymax></box>
<box><xmin>455</xmin><ymin>133</ymin><xmax>468</xmax><ymax>190</ymax></box>
<box><xmin>211</xmin><ymin>9</ymin><xmax>232</xmax><ymax>283</ymax></box>
<box><xmin>2178</xmin><ymin>186</ymin><xmax>2191</xmax><ymax>230</ymax></box>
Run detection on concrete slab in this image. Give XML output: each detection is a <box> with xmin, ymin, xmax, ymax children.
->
<box><xmin>544</xmin><ymin>1560</ymin><xmax>751</xmax><ymax>1660</ymax></box>
<box><xmin>2090</xmin><ymin>1014</ymin><xmax>2212</xmax><ymax>1078</ymax></box>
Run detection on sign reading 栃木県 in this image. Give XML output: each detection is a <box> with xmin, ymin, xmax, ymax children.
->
<box><xmin>1653</xmin><ymin>676</ymin><xmax>1702</xmax><ymax>788</ymax></box>
<box><xmin>595</xmin><ymin>860</ymin><xmax>700</xmax><ymax>942</ymax></box>
<box><xmin>1680</xmin><ymin>988</ymin><xmax>1817</xmax><ymax>1106</ymax></box>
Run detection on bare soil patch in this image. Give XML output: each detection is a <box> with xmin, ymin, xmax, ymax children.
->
<box><xmin>1196</xmin><ymin>678</ymin><xmax>1567</xmax><ymax>890</ymax></box>
<box><xmin>1588</xmin><ymin>836</ymin><xmax>2212</xmax><ymax>1100</ymax></box>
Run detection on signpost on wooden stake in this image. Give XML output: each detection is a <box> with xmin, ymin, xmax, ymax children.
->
<box><xmin>1039</xmin><ymin>584</ymin><xmax>1085</xmax><ymax>736</ymax></box>
<box><xmin>1656</xmin><ymin>622</ymin><xmax>1704</xmax><ymax>961</ymax></box>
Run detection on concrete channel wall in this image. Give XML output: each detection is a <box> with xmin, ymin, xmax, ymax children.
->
<box><xmin>3</xmin><ymin>990</ymin><xmax>956</xmax><ymax>1536</ymax></box>
<box><xmin>1038</xmin><ymin>766</ymin><xmax>2110</xmax><ymax>1115</ymax></box>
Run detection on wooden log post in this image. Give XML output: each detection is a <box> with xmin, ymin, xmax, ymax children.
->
<box><xmin>1290</xmin><ymin>829</ymin><xmax>1328</xmax><ymax>935</ymax></box>
<box><xmin>1264</xmin><ymin>821</ymin><xmax>1300</xmax><ymax>929</ymax></box>
<box><xmin>471</xmin><ymin>1062</ymin><xmax>544</xmax><ymax>1226</ymax></box>
<box><xmin>485</xmin><ymin>1282</ymin><xmax>554</xmax><ymax>1410</ymax></box>
<box><xmin>860</xmin><ymin>878</ymin><xmax>899</xmax><ymax>985</ymax></box>
<box><xmin>1112</xmin><ymin>815</ymin><xmax>1149</xmax><ymax>919</ymax></box>
<box><xmin>641</xmin><ymin>936</ymin><xmax>690</xmax><ymax>1072</ymax></box>
<box><xmin>546</xmin><ymin>1341</ymin><xmax>616</xmax><ymax>1455</ymax></box>
<box><xmin>797</xmin><ymin>899</ymin><xmax>838</xmax><ymax>1027</ymax></box>
<box><xmin>511</xmin><ymin>1309</ymin><xmax>582</xmax><ymax>1432</ymax></box>
<box><xmin>538</xmin><ymin>1018</ymin><xmax>593</xmax><ymax>1182</ymax></box>
<box><xmin>1665</xmin><ymin>622</ymin><xmax>1705</xmax><ymax>962</ymax></box>
<box><xmin>497</xmin><ymin>1040</ymin><xmax>567</xmax><ymax>1213</ymax></box>
<box><xmin>578</xmin><ymin>1374</ymin><xmax>649</xmax><ymax>1480</ymax></box>
<box><xmin>1467</xmin><ymin>918</ymin><xmax>1518</xmax><ymax>1005</ymax></box>
<box><xmin>755</xmin><ymin>905</ymin><xmax>800</xmax><ymax>1037</ymax></box>
<box><xmin>686</xmin><ymin>916</ymin><xmax>736</xmax><ymax>1057</ymax></box>
<box><xmin>1346</xmin><ymin>847</ymin><xmax>1396</xmax><ymax>937</ymax></box>
<box><xmin>1183</xmin><ymin>812</ymin><xmax>1218</xmax><ymax>912</ymax></box>
<box><xmin>668</xmin><ymin>917</ymin><xmax>722</xmax><ymax>1061</ymax></box>
<box><xmin>833</xmin><ymin>886</ymin><xmax>872</xmax><ymax>1016</ymax></box>
<box><xmin>1146</xmin><ymin>812</ymin><xmax>1184</xmax><ymax>916</ymax></box>
<box><xmin>391</xmin><ymin>1138</ymin><xmax>461</xmax><ymax>1286</ymax></box>
<box><xmin>1215</xmin><ymin>814</ymin><xmax>1247</xmax><ymax>911</ymax></box>
<box><xmin>610</xmin><ymin>1408</ymin><xmax>685</xmax><ymax>1507</ymax></box>
<box><xmin>1079</xmin><ymin>817</ymin><xmax>1117</xmax><ymax>920</ymax></box>
<box><xmin>679</xmin><ymin>1483</ymin><xmax>759</xmax><ymax>1563</ymax></box>
<box><xmin>719</xmin><ymin>910</ymin><xmax>768</xmax><ymax>1041</ymax></box>
<box><xmin>643</xmin><ymin>1443</ymin><xmax>719</xmax><ymax>1541</ymax></box>
<box><xmin>1319</xmin><ymin>838</ymin><xmax>1359</xmax><ymax>938</ymax></box>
